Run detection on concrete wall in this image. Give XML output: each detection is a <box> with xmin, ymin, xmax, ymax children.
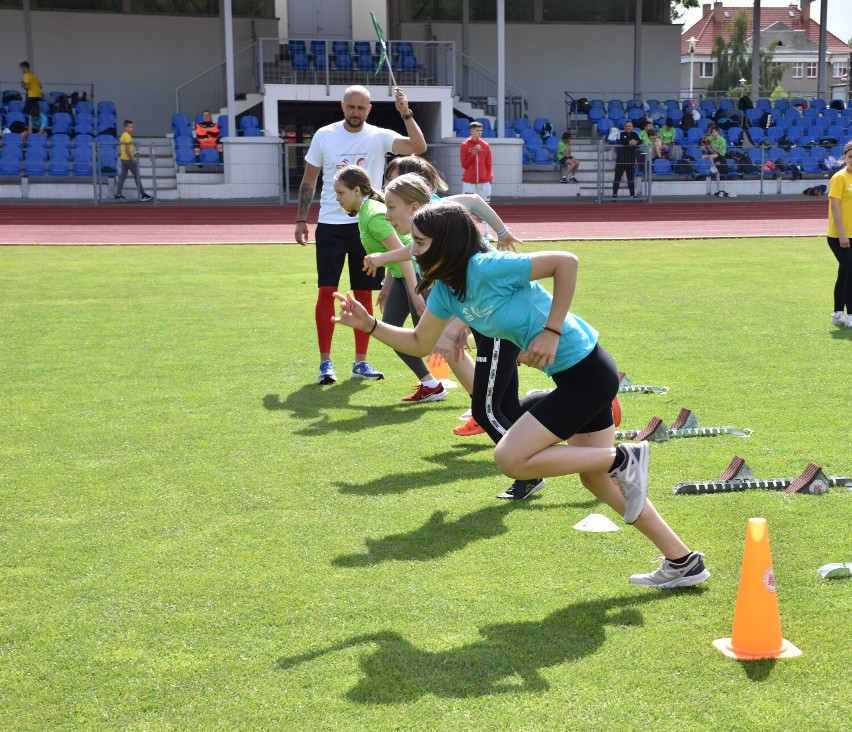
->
<box><xmin>401</xmin><ymin>21</ymin><xmax>682</xmax><ymax>131</ymax></box>
<box><xmin>0</xmin><ymin>9</ymin><xmax>278</xmax><ymax>135</ymax></box>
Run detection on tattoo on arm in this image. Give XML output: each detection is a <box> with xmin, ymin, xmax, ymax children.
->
<box><xmin>298</xmin><ymin>183</ymin><xmax>315</xmax><ymax>219</ymax></box>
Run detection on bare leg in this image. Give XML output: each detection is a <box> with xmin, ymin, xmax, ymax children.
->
<box><xmin>494</xmin><ymin>416</ymin><xmax>691</xmax><ymax>558</ymax></box>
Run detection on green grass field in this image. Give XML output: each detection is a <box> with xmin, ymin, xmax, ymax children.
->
<box><xmin>1</xmin><ymin>239</ymin><xmax>849</xmax><ymax>731</ymax></box>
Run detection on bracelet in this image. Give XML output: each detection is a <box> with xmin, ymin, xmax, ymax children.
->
<box><xmin>367</xmin><ymin>316</ymin><xmax>378</xmax><ymax>334</ymax></box>
<box><xmin>542</xmin><ymin>325</ymin><xmax>562</xmax><ymax>336</ymax></box>
<box><xmin>296</xmin><ymin>219</ymin><xmax>308</xmax><ymax>223</ymax></box>
<box><xmin>495</xmin><ymin>226</ymin><xmax>509</xmax><ymax>238</ymax></box>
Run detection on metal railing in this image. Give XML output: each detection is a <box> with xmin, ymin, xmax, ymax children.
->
<box><xmin>455</xmin><ymin>51</ymin><xmax>526</xmax><ymax>120</ymax></box>
<box><xmin>175</xmin><ymin>43</ymin><xmax>260</xmax><ymax>119</ymax></box>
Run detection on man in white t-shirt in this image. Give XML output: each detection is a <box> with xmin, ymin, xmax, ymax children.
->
<box><xmin>294</xmin><ymin>85</ymin><xmax>427</xmax><ymax>385</ymax></box>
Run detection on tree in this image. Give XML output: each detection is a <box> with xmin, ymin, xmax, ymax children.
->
<box><xmin>671</xmin><ymin>0</ymin><xmax>700</xmax><ymax>22</ymax></box>
<box><xmin>708</xmin><ymin>9</ymin><xmax>785</xmax><ymax>96</ymax></box>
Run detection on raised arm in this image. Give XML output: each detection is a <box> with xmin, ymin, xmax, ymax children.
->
<box><xmin>391</xmin><ymin>88</ymin><xmax>427</xmax><ymax>155</ymax></box>
<box><xmin>363</xmin><ymin>243</ymin><xmax>414</xmax><ymax>276</ymax></box>
<box><xmin>295</xmin><ymin>163</ymin><xmax>320</xmax><ymax>246</ymax></box>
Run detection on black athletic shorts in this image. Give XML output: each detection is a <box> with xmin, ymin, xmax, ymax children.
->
<box><xmin>315</xmin><ymin>222</ymin><xmax>384</xmax><ymax>290</ymax></box>
<box><xmin>527</xmin><ymin>343</ymin><xmax>620</xmax><ymax>441</ymax></box>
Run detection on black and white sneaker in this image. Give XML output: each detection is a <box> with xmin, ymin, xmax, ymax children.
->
<box><xmin>630</xmin><ymin>552</ymin><xmax>710</xmax><ymax>588</ymax></box>
<box><xmin>608</xmin><ymin>441</ymin><xmax>649</xmax><ymax>524</ymax></box>
<box><xmin>496</xmin><ymin>478</ymin><xmax>544</xmax><ymax>500</ymax></box>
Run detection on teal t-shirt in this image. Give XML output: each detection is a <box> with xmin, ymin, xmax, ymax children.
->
<box><xmin>358</xmin><ymin>198</ymin><xmax>409</xmax><ymax>279</ymax></box>
<box><xmin>426</xmin><ymin>251</ymin><xmax>598</xmax><ymax>376</ymax></box>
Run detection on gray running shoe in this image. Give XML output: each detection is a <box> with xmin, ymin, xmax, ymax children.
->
<box><xmin>608</xmin><ymin>441</ymin><xmax>649</xmax><ymax>524</ymax></box>
<box><xmin>630</xmin><ymin>552</ymin><xmax>710</xmax><ymax>588</ymax></box>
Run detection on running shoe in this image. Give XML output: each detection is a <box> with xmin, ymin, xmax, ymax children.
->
<box><xmin>402</xmin><ymin>382</ymin><xmax>446</xmax><ymax>402</ymax></box>
<box><xmin>830</xmin><ymin>311</ymin><xmax>845</xmax><ymax>326</ymax></box>
<box><xmin>141</xmin><ymin>193</ymin><xmax>153</xmax><ymax>202</ymax></box>
<box><xmin>497</xmin><ymin>478</ymin><xmax>545</xmax><ymax>500</ymax></box>
<box><xmin>569</xmin><ymin>177</ymin><xmax>579</xmax><ymax>183</ymax></box>
<box><xmin>317</xmin><ymin>360</ymin><xmax>336</xmax><ymax>385</ymax></box>
<box><xmin>351</xmin><ymin>361</ymin><xmax>384</xmax><ymax>380</ymax></box>
<box><xmin>453</xmin><ymin>416</ymin><xmax>485</xmax><ymax>436</ymax></box>
<box><xmin>629</xmin><ymin>552</ymin><xmax>710</xmax><ymax>589</ymax></box>
<box><xmin>560</xmin><ymin>176</ymin><xmax>568</xmax><ymax>183</ymax></box>
<box><xmin>846</xmin><ymin>315</ymin><xmax>852</xmax><ymax>328</ymax></box>
<box><xmin>608</xmin><ymin>441</ymin><xmax>649</xmax><ymax>524</ymax></box>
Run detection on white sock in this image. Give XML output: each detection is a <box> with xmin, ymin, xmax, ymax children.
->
<box><xmin>421</xmin><ymin>378</ymin><xmax>440</xmax><ymax>388</ymax></box>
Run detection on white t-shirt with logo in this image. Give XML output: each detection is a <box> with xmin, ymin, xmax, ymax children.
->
<box><xmin>305</xmin><ymin>120</ymin><xmax>401</xmax><ymax>225</ymax></box>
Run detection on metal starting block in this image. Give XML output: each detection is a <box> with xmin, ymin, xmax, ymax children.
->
<box><xmin>617</xmin><ymin>372</ymin><xmax>669</xmax><ymax>395</ymax></box>
<box><xmin>673</xmin><ymin>456</ymin><xmax>852</xmax><ymax>495</ymax></box>
<box><xmin>614</xmin><ymin>408</ymin><xmax>752</xmax><ymax>443</ymax></box>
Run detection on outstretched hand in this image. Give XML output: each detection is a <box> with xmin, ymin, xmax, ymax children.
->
<box><xmin>332</xmin><ymin>291</ymin><xmax>373</xmax><ymax>331</ymax></box>
<box><xmin>496</xmin><ymin>232</ymin><xmax>522</xmax><ymax>252</ymax></box>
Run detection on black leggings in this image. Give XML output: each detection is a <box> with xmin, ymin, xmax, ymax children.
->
<box><xmin>469</xmin><ymin>330</ymin><xmax>544</xmax><ymax>444</ymax></box>
<box><xmin>827</xmin><ymin>237</ymin><xmax>852</xmax><ymax>312</ymax></box>
<box><xmin>612</xmin><ymin>163</ymin><xmax>635</xmax><ymax>196</ymax></box>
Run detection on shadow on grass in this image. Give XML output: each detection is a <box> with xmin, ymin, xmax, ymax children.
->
<box><xmin>739</xmin><ymin>658</ymin><xmax>776</xmax><ymax>681</ymax></box>
<box><xmin>829</xmin><ymin>328</ymin><xmax>852</xmax><ymax>340</ymax></box>
<box><xmin>277</xmin><ymin>591</ymin><xmax>696</xmax><ymax>702</ymax></box>
<box><xmin>332</xmin><ymin>497</ymin><xmax>597</xmax><ymax>567</ymax></box>
<box><xmin>263</xmin><ymin>381</ymin><xmax>459</xmax><ymax>435</ymax></box>
<box><xmin>335</xmin><ymin>443</ymin><xmax>495</xmax><ymax>496</ymax></box>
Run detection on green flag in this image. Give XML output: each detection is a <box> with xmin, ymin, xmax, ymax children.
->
<box><xmin>370</xmin><ymin>11</ymin><xmax>388</xmax><ymax>75</ymax></box>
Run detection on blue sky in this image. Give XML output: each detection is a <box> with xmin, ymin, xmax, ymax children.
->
<box><xmin>679</xmin><ymin>1</ymin><xmax>852</xmax><ymax>45</ymax></box>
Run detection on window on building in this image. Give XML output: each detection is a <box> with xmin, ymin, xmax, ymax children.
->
<box><xmin>833</xmin><ymin>60</ymin><xmax>848</xmax><ymax>79</ymax></box>
<box><xmin>792</xmin><ymin>62</ymin><xmax>803</xmax><ymax>79</ymax></box>
<box><xmin>408</xmin><ymin>0</ymin><xmax>534</xmax><ymax>21</ymax></box>
<box><xmin>698</xmin><ymin>62</ymin><xmax>714</xmax><ymax>78</ymax></box>
<box><xmin>806</xmin><ymin>62</ymin><xmax>817</xmax><ymax>78</ymax></box>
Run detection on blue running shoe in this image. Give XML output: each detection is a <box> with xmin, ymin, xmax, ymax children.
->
<box><xmin>351</xmin><ymin>360</ymin><xmax>384</xmax><ymax>380</ymax></box>
<box><xmin>317</xmin><ymin>360</ymin><xmax>336</xmax><ymax>385</ymax></box>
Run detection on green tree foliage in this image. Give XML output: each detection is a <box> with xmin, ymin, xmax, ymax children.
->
<box><xmin>671</xmin><ymin>0</ymin><xmax>699</xmax><ymax>22</ymax></box>
<box><xmin>708</xmin><ymin>9</ymin><xmax>785</xmax><ymax>96</ymax></box>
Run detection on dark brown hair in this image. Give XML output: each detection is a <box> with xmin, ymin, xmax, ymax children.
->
<box><xmin>410</xmin><ymin>201</ymin><xmax>488</xmax><ymax>300</ymax></box>
<box><xmin>384</xmin><ymin>155</ymin><xmax>448</xmax><ymax>192</ymax></box>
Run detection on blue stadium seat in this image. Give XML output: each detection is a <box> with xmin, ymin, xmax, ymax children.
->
<box><xmin>530</xmin><ymin>147</ymin><xmax>552</xmax><ymax>165</ymax></box>
<box><xmin>311</xmin><ymin>40</ymin><xmax>328</xmax><ymax>76</ymax></box>
<box><xmin>48</xmin><ymin>156</ymin><xmax>71</xmax><ymax>176</ymax></box>
<box><xmin>97</xmin><ymin>134</ymin><xmax>118</xmax><ymax>175</ymax></box>
<box><xmin>694</xmin><ymin>158</ymin><xmax>714</xmax><ymax>177</ymax></box>
<box><xmin>218</xmin><ymin>115</ymin><xmax>229</xmax><ymax>138</ymax></box>
<box><xmin>331</xmin><ymin>40</ymin><xmax>350</xmax><ymax>56</ymax></box>
<box><xmin>0</xmin><ymin>157</ymin><xmax>21</xmax><ymax>175</ymax></box>
<box><xmin>73</xmin><ymin>159</ymin><xmax>93</xmax><ymax>176</ymax></box>
<box><xmin>51</xmin><ymin>112</ymin><xmax>73</xmax><ymax>135</ymax></box>
<box><xmin>356</xmin><ymin>52</ymin><xmax>375</xmax><ymax>77</ymax></box>
<box><xmin>685</xmin><ymin>127</ymin><xmax>703</xmax><ymax>145</ymax></box>
<box><xmin>513</xmin><ymin>118</ymin><xmax>531</xmax><ymax>134</ymax></box>
<box><xmin>394</xmin><ymin>41</ymin><xmax>415</xmax><ymax>57</ymax></box>
<box><xmin>533</xmin><ymin>117</ymin><xmax>550</xmax><ymax>134</ymax></box>
<box><xmin>97</xmin><ymin>114</ymin><xmax>117</xmax><ymax>135</ymax></box>
<box><xmin>290</xmin><ymin>50</ymin><xmax>310</xmax><ymax>81</ymax></box>
<box><xmin>239</xmin><ymin>115</ymin><xmax>262</xmax><ymax>137</ymax></box>
<box><xmin>97</xmin><ymin>101</ymin><xmax>117</xmax><ymax>118</ymax></box>
<box><xmin>24</xmin><ymin>158</ymin><xmax>47</xmax><ymax>176</ymax></box>
<box><xmin>75</xmin><ymin>100</ymin><xmax>94</xmax><ymax>116</ymax></box>
<box><xmin>175</xmin><ymin>143</ymin><xmax>195</xmax><ymax>166</ymax></box>
<box><xmin>353</xmin><ymin>41</ymin><xmax>372</xmax><ymax>56</ymax></box>
<box><xmin>6</xmin><ymin>99</ymin><xmax>25</xmax><ymax>113</ymax></box>
<box><xmin>199</xmin><ymin>148</ymin><xmax>220</xmax><ymax>165</ymax></box>
<box><xmin>74</xmin><ymin>113</ymin><xmax>95</xmax><ymax>136</ymax></box>
<box><xmin>652</xmin><ymin>158</ymin><xmax>673</xmax><ymax>177</ymax></box>
<box><xmin>747</xmin><ymin>127</ymin><xmax>765</xmax><ymax>145</ymax></box>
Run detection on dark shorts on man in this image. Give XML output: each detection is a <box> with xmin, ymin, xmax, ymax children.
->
<box><xmin>314</xmin><ymin>222</ymin><xmax>385</xmax><ymax>290</ymax></box>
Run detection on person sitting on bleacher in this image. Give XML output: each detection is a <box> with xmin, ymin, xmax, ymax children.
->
<box><xmin>22</xmin><ymin>103</ymin><xmax>48</xmax><ymax>142</ymax></box>
<box><xmin>194</xmin><ymin>109</ymin><xmax>222</xmax><ymax>161</ymax></box>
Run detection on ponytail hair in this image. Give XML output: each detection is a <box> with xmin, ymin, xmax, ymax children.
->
<box><xmin>334</xmin><ymin>165</ymin><xmax>384</xmax><ymax>203</ymax></box>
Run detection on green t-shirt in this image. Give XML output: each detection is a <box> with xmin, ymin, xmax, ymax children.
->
<box><xmin>659</xmin><ymin>125</ymin><xmax>677</xmax><ymax>144</ymax></box>
<box><xmin>556</xmin><ymin>139</ymin><xmax>571</xmax><ymax>161</ymax></box>
<box><xmin>358</xmin><ymin>198</ymin><xmax>409</xmax><ymax>279</ymax></box>
<box><xmin>709</xmin><ymin>134</ymin><xmax>726</xmax><ymax>157</ymax></box>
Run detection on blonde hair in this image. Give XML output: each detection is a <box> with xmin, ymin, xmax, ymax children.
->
<box><xmin>383</xmin><ymin>172</ymin><xmax>432</xmax><ymax>208</ymax></box>
<box><xmin>334</xmin><ymin>165</ymin><xmax>383</xmax><ymax>203</ymax></box>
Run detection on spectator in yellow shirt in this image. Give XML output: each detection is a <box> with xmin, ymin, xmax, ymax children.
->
<box><xmin>19</xmin><ymin>61</ymin><xmax>42</xmax><ymax>108</ymax></box>
<box><xmin>115</xmin><ymin>120</ymin><xmax>152</xmax><ymax>202</ymax></box>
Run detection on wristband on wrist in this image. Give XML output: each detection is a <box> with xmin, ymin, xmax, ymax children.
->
<box><xmin>367</xmin><ymin>316</ymin><xmax>378</xmax><ymax>334</ymax></box>
<box><xmin>495</xmin><ymin>226</ymin><xmax>509</xmax><ymax>238</ymax></box>
<box><xmin>542</xmin><ymin>325</ymin><xmax>562</xmax><ymax>336</ymax></box>
<box><xmin>296</xmin><ymin>219</ymin><xmax>307</xmax><ymax>223</ymax></box>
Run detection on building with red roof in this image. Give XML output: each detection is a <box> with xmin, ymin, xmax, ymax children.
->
<box><xmin>681</xmin><ymin>2</ymin><xmax>850</xmax><ymax>98</ymax></box>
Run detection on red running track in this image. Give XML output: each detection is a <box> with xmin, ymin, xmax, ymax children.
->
<box><xmin>0</xmin><ymin>200</ymin><xmax>825</xmax><ymax>245</ymax></box>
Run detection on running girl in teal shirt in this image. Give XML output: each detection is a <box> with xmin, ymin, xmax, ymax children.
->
<box><xmin>332</xmin><ymin>200</ymin><xmax>709</xmax><ymax>589</ymax></box>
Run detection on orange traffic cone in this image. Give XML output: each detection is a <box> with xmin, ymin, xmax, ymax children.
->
<box><xmin>427</xmin><ymin>353</ymin><xmax>450</xmax><ymax>381</ymax></box>
<box><xmin>713</xmin><ymin>517</ymin><xmax>802</xmax><ymax>660</ymax></box>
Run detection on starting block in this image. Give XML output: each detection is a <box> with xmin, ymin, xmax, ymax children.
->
<box><xmin>615</xmin><ymin>408</ymin><xmax>752</xmax><ymax>443</ymax></box>
<box><xmin>617</xmin><ymin>371</ymin><xmax>668</xmax><ymax>395</ymax></box>
<box><xmin>673</xmin><ymin>456</ymin><xmax>852</xmax><ymax>495</ymax></box>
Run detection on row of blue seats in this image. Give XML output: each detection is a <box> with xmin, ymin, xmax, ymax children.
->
<box><xmin>0</xmin><ymin>132</ymin><xmax>119</xmax><ymax>176</ymax></box>
<box><xmin>1</xmin><ymin>110</ymin><xmax>117</xmax><ymax>136</ymax></box>
<box><xmin>288</xmin><ymin>40</ymin><xmax>418</xmax><ymax>77</ymax></box>
<box><xmin>170</xmin><ymin>113</ymin><xmax>261</xmax><ymax>138</ymax></box>
<box><xmin>586</xmin><ymin>96</ymin><xmax>852</xmax><ymax>119</ymax></box>
<box><xmin>454</xmin><ymin>116</ymin><xmax>554</xmax><ymax>139</ymax></box>
<box><xmin>0</xmin><ymin>98</ymin><xmax>116</xmax><ymax>119</ymax></box>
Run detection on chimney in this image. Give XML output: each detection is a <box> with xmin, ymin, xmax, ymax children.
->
<box><xmin>714</xmin><ymin>2</ymin><xmax>724</xmax><ymax>23</ymax></box>
<box><xmin>800</xmin><ymin>2</ymin><xmax>809</xmax><ymax>25</ymax></box>
<box><xmin>703</xmin><ymin>3</ymin><xmax>711</xmax><ymax>17</ymax></box>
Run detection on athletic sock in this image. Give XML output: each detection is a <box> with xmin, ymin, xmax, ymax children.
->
<box><xmin>421</xmin><ymin>378</ymin><xmax>440</xmax><ymax>388</ymax></box>
<box><xmin>352</xmin><ymin>289</ymin><xmax>374</xmax><ymax>355</ymax></box>
<box><xmin>666</xmin><ymin>553</ymin><xmax>693</xmax><ymax>565</ymax></box>
<box><xmin>315</xmin><ymin>286</ymin><xmax>337</xmax><ymax>354</ymax></box>
<box><xmin>608</xmin><ymin>444</ymin><xmax>626</xmax><ymax>473</ymax></box>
